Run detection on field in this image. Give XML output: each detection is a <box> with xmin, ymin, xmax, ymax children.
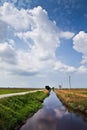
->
<box><xmin>55</xmin><ymin>89</ymin><xmax>87</xmax><ymax>114</ymax></box>
<box><xmin>0</xmin><ymin>91</ymin><xmax>47</xmax><ymax>130</ymax></box>
<box><xmin>0</xmin><ymin>88</ymin><xmax>41</xmax><ymax>94</ymax></box>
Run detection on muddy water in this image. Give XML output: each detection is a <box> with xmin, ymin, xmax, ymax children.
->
<box><xmin>20</xmin><ymin>91</ymin><xmax>87</xmax><ymax>130</ymax></box>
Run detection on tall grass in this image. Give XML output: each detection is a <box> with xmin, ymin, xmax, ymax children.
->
<box><xmin>55</xmin><ymin>89</ymin><xmax>87</xmax><ymax>114</ymax></box>
<box><xmin>0</xmin><ymin>91</ymin><xmax>47</xmax><ymax>130</ymax></box>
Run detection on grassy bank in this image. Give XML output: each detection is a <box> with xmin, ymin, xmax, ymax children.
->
<box><xmin>0</xmin><ymin>88</ymin><xmax>39</xmax><ymax>94</ymax></box>
<box><xmin>0</xmin><ymin>91</ymin><xmax>47</xmax><ymax>130</ymax></box>
<box><xmin>55</xmin><ymin>89</ymin><xmax>87</xmax><ymax>115</ymax></box>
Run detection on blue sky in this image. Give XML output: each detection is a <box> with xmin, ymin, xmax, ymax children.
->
<box><xmin>0</xmin><ymin>0</ymin><xmax>87</xmax><ymax>88</ymax></box>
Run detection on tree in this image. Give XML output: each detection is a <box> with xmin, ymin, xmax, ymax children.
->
<box><xmin>45</xmin><ymin>85</ymin><xmax>51</xmax><ymax>91</ymax></box>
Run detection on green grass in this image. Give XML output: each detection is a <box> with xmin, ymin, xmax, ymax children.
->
<box><xmin>0</xmin><ymin>88</ymin><xmax>37</xmax><ymax>94</ymax></box>
<box><xmin>0</xmin><ymin>91</ymin><xmax>47</xmax><ymax>130</ymax></box>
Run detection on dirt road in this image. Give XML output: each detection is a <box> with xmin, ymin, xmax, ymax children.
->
<box><xmin>0</xmin><ymin>90</ymin><xmax>42</xmax><ymax>99</ymax></box>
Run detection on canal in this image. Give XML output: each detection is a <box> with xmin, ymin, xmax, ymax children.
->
<box><xmin>20</xmin><ymin>90</ymin><xmax>87</xmax><ymax>130</ymax></box>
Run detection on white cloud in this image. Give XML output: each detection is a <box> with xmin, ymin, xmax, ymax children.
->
<box><xmin>73</xmin><ymin>31</ymin><xmax>87</xmax><ymax>64</ymax></box>
<box><xmin>54</xmin><ymin>61</ymin><xmax>76</xmax><ymax>73</ymax></box>
<box><xmin>59</xmin><ymin>31</ymin><xmax>74</xmax><ymax>39</ymax></box>
<box><xmin>0</xmin><ymin>2</ymin><xmax>34</xmax><ymax>30</ymax></box>
<box><xmin>0</xmin><ymin>3</ymin><xmax>59</xmax><ymax>75</ymax></box>
<box><xmin>0</xmin><ymin>2</ymin><xmax>76</xmax><ymax>78</ymax></box>
<box><xmin>0</xmin><ymin>20</ymin><xmax>10</xmax><ymax>41</ymax></box>
<box><xmin>54</xmin><ymin>61</ymin><xmax>87</xmax><ymax>74</ymax></box>
<box><xmin>54</xmin><ymin>60</ymin><xmax>87</xmax><ymax>74</ymax></box>
<box><xmin>0</xmin><ymin>2</ymin><xmax>87</xmax><ymax>88</ymax></box>
<box><xmin>77</xmin><ymin>66</ymin><xmax>87</xmax><ymax>73</ymax></box>
<box><xmin>0</xmin><ymin>40</ymin><xmax>17</xmax><ymax>64</ymax></box>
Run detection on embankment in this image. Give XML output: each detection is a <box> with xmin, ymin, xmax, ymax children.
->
<box><xmin>55</xmin><ymin>89</ymin><xmax>87</xmax><ymax>115</ymax></box>
<box><xmin>0</xmin><ymin>91</ymin><xmax>47</xmax><ymax>130</ymax></box>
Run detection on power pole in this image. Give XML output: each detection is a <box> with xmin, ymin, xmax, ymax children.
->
<box><xmin>69</xmin><ymin>75</ymin><xmax>71</xmax><ymax>89</ymax></box>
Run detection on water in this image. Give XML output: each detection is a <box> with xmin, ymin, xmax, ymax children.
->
<box><xmin>20</xmin><ymin>91</ymin><xmax>87</xmax><ymax>130</ymax></box>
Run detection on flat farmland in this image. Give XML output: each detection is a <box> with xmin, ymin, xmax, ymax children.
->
<box><xmin>0</xmin><ymin>88</ymin><xmax>41</xmax><ymax>94</ymax></box>
<box><xmin>55</xmin><ymin>88</ymin><xmax>87</xmax><ymax>114</ymax></box>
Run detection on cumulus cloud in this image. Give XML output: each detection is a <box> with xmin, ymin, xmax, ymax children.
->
<box><xmin>77</xmin><ymin>66</ymin><xmax>87</xmax><ymax>73</ymax></box>
<box><xmin>54</xmin><ymin>61</ymin><xmax>87</xmax><ymax>74</ymax></box>
<box><xmin>59</xmin><ymin>31</ymin><xmax>74</xmax><ymax>39</ymax></box>
<box><xmin>0</xmin><ymin>2</ymin><xmax>76</xmax><ymax>76</ymax></box>
<box><xmin>0</xmin><ymin>20</ymin><xmax>10</xmax><ymax>41</ymax></box>
<box><xmin>0</xmin><ymin>40</ymin><xmax>17</xmax><ymax>64</ymax></box>
<box><xmin>73</xmin><ymin>31</ymin><xmax>87</xmax><ymax>64</ymax></box>
<box><xmin>0</xmin><ymin>2</ymin><xmax>34</xmax><ymax>30</ymax></box>
<box><xmin>54</xmin><ymin>61</ymin><xmax>76</xmax><ymax>73</ymax></box>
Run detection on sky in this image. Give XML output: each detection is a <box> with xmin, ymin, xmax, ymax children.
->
<box><xmin>0</xmin><ymin>0</ymin><xmax>87</xmax><ymax>88</ymax></box>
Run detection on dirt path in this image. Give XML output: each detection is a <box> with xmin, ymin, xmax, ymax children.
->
<box><xmin>0</xmin><ymin>90</ymin><xmax>42</xmax><ymax>99</ymax></box>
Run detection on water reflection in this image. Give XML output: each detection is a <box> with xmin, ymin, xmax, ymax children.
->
<box><xmin>20</xmin><ymin>91</ymin><xmax>87</xmax><ymax>130</ymax></box>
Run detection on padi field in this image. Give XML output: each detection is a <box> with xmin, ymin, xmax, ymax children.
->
<box><xmin>55</xmin><ymin>88</ymin><xmax>87</xmax><ymax>115</ymax></box>
<box><xmin>0</xmin><ymin>90</ymin><xmax>47</xmax><ymax>130</ymax></box>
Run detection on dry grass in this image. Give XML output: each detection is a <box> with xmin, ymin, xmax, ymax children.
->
<box><xmin>55</xmin><ymin>89</ymin><xmax>87</xmax><ymax>114</ymax></box>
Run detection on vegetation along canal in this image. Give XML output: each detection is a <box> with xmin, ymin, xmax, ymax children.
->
<box><xmin>20</xmin><ymin>91</ymin><xmax>87</xmax><ymax>130</ymax></box>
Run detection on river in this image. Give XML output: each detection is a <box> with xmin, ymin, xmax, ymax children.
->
<box><xmin>20</xmin><ymin>90</ymin><xmax>87</xmax><ymax>130</ymax></box>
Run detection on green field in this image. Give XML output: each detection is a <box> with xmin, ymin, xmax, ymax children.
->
<box><xmin>0</xmin><ymin>88</ymin><xmax>39</xmax><ymax>94</ymax></box>
<box><xmin>0</xmin><ymin>91</ymin><xmax>47</xmax><ymax>130</ymax></box>
<box><xmin>55</xmin><ymin>89</ymin><xmax>87</xmax><ymax>115</ymax></box>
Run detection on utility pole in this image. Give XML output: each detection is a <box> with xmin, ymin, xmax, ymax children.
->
<box><xmin>69</xmin><ymin>75</ymin><xmax>71</xmax><ymax>89</ymax></box>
